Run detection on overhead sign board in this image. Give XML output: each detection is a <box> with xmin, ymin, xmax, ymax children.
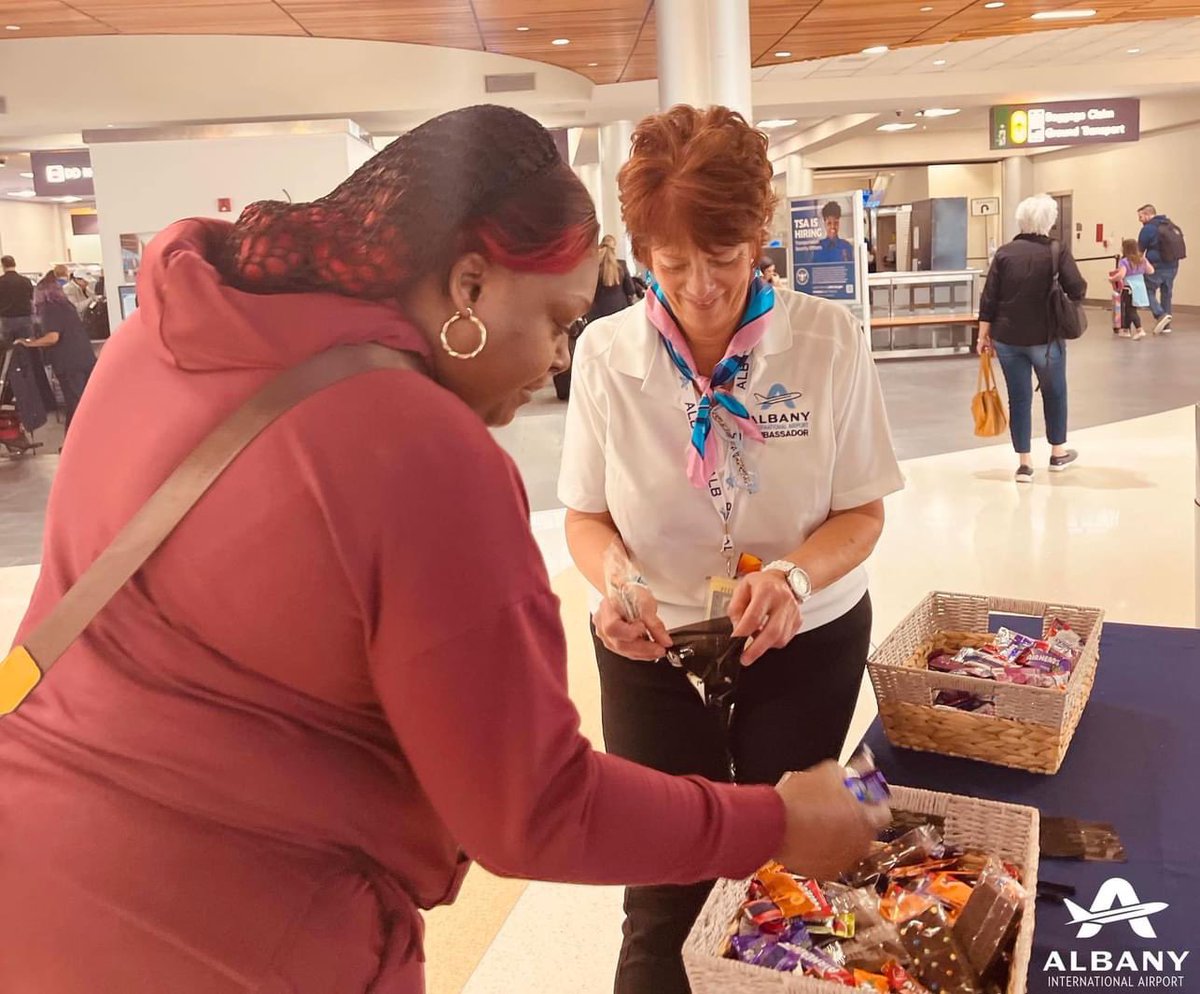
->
<box><xmin>990</xmin><ymin>98</ymin><xmax>1140</xmax><ymax>150</ymax></box>
<box><xmin>30</xmin><ymin>149</ymin><xmax>94</xmax><ymax>197</ymax></box>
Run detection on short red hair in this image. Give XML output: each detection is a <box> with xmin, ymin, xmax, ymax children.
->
<box><xmin>619</xmin><ymin>105</ymin><xmax>778</xmax><ymax>267</ymax></box>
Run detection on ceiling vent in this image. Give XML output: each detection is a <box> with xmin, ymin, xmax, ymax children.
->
<box><xmin>485</xmin><ymin>72</ymin><xmax>537</xmax><ymax>93</ymax></box>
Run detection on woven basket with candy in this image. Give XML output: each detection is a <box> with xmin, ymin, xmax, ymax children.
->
<box><xmin>721</xmin><ymin>820</ymin><xmax>1027</xmax><ymax>994</ymax></box>
<box><xmin>867</xmin><ymin>592</ymin><xmax>1104</xmax><ymax>774</ymax></box>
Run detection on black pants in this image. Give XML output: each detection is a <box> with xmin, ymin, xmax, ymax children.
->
<box><xmin>1121</xmin><ymin>288</ymin><xmax>1142</xmax><ymax>330</ymax></box>
<box><xmin>593</xmin><ymin>592</ymin><xmax>872</xmax><ymax>994</ymax></box>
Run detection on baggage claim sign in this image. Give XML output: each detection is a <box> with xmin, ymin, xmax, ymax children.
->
<box><xmin>991</xmin><ymin>98</ymin><xmax>1140</xmax><ymax>150</ymax></box>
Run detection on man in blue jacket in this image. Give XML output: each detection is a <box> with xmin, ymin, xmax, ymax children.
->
<box><xmin>1137</xmin><ymin>204</ymin><xmax>1180</xmax><ymax>334</ymax></box>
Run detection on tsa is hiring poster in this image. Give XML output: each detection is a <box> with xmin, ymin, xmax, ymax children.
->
<box><xmin>789</xmin><ymin>192</ymin><xmax>869</xmax><ymax>325</ymax></box>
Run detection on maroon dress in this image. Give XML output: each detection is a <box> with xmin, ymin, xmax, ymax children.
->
<box><xmin>0</xmin><ymin>220</ymin><xmax>784</xmax><ymax>993</ymax></box>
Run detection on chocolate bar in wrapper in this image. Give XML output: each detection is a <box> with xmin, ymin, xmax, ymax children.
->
<box><xmin>885</xmin><ymin>960</ymin><xmax>935</xmax><ymax>994</ymax></box>
<box><xmin>844</xmin><ymin>825</ymin><xmax>946</xmax><ymax>889</ymax></box>
<box><xmin>953</xmin><ymin>859</ymin><xmax>1025</xmax><ymax>977</ymax></box>
<box><xmin>898</xmin><ymin>906</ymin><xmax>985</xmax><ymax>994</ymax></box>
<box><xmin>853</xmin><ymin>968</ymin><xmax>890</xmax><ymax>993</ymax></box>
<box><xmin>795</xmin><ymin>946</ymin><xmax>857</xmax><ymax>985</ymax></box>
<box><xmin>743</xmin><ymin>899</ymin><xmax>786</xmax><ymax>934</ymax></box>
<box><xmin>990</xmin><ymin>628</ymin><xmax>1037</xmax><ymax>663</ymax></box>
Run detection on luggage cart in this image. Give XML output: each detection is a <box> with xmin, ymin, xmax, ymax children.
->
<box><xmin>0</xmin><ymin>345</ymin><xmax>44</xmax><ymax>456</ymax></box>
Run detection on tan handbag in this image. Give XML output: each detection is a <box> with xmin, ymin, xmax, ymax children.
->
<box><xmin>0</xmin><ymin>342</ymin><xmax>423</xmax><ymax>715</ymax></box>
<box><xmin>971</xmin><ymin>351</ymin><xmax>1008</xmax><ymax>438</ymax></box>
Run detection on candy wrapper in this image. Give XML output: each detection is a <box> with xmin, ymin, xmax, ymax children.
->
<box><xmin>884</xmin><ymin>960</ymin><xmax>935</xmax><ymax>994</ymax></box>
<box><xmin>953</xmin><ymin>859</ymin><xmax>1026</xmax><ymax>978</ymax></box>
<box><xmin>795</xmin><ymin>946</ymin><xmax>857</xmax><ymax>986</ymax></box>
<box><xmin>898</xmin><ymin>906</ymin><xmax>985</xmax><ymax>994</ymax></box>
<box><xmin>988</xmin><ymin>627</ymin><xmax>1037</xmax><ymax>663</ymax></box>
<box><xmin>743</xmin><ymin>899</ymin><xmax>786</xmax><ymax>935</ymax></box>
<box><xmin>1040</xmin><ymin>817</ymin><xmax>1127</xmax><ymax>862</ymax></box>
<box><xmin>880</xmin><ymin>882</ymin><xmax>938</xmax><ymax>924</ymax></box>
<box><xmin>853</xmin><ymin>968</ymin><xmax>890</xmax><ymax>993</ymax></box>
<box><xmin>755</xmin><ymin>864</ymin><xmax>833</xmax><ymax>921</ymax></box>
<box><xmin>844</xmin><ymin>825</ymin><xmax>946</xmax><ymax>889</ymax></box>
<box><xmin>933</xmin><ymin>691</ymin><xmax>996</xmax><ymax>715</ymax></box>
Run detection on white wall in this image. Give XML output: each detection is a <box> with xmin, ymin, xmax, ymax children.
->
<box><xmin>1033</xmin><ymin>124</ymin><xmax>1200</xmax><ymax>306</ymax></box>
<box><xmin>0</xmin><ymin>201</ymin><xmax>67</xmax><ymax>272</ymax></box>
<box><xmin>90</xmin><ymin>130</ymin><xmax>375</xmax><ymax>329</ymax></box>
<box><xmin>60</xmin><ymin>209</ymin><xmax>102</xmax><ymax>265</ymax></box>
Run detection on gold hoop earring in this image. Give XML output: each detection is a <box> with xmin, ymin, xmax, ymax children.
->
<box><xmin>440</xmin><ymin>307</ymin><xmax>488</xmax><ymax>360</ymax></box>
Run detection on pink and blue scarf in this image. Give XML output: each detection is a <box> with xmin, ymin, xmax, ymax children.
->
<box><xmin>645</xmin><ymin>274</ymin><xmax>775</xmax><ymax>488</ymax></box>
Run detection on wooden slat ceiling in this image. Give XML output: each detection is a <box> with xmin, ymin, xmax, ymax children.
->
<box><xmin>1</xmin><ymin>0</ymin><xmax>1197</xmax><ymax>83</ymax></box>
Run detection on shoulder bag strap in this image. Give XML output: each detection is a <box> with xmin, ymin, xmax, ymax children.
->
<box><xmin>0</xmin><ymin>342</ymin><xmax>424</xmax><ymax>715</ymax></box>
<box><xmin>1050</xmin><ymin>239</ymin><xmax>1062</xmax><ymax>282</ymax></box>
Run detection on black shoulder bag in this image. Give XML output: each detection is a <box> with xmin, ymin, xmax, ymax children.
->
<box><xmin>1049</xmin><ymin>240</ymin><xmax>1087</xmax><ymax>340</ymax></box>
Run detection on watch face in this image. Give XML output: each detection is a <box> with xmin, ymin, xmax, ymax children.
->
<box><xmin>789</xmin><ymin>569</ymin><xmax>811</xmax><ymax>598</ymax></box>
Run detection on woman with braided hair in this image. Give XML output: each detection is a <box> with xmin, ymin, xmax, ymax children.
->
<box><xmin>0</xmin><ymin>105</ymin><xmax>885</xmax><ymax>994</ymax></box>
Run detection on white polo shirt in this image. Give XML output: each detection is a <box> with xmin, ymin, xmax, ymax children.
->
<box><xmin>558</xmin><ymin>289</ymin><xmax>905</xmax><ymax>633</ymax></box>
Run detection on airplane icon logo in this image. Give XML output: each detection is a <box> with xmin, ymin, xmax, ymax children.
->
<box><xmin>755</xmin><ymin>384</ymin><xmax>804</xmax><ymax>410</ymax></box>
<box><xmin>1064</xmin><ymin>878</ymin><xmax>1168</xmax><ymax>939</ymax></box>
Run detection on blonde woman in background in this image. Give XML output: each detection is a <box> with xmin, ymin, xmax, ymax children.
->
<box><xmin>556</xmin><ymin>234</ymin><xmax>641</xmax><ymax>399</ymax></box>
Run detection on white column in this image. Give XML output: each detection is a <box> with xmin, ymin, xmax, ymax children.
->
<box><xmin>785</xmin><ymin>153</ymin><xmax>813</xmax><ymax>198</ymax></box>
<box><xmin>575</xmin><ymin>162</ymin><xmax>604</xmax><ymax>233</ymax></box>
<box><xmin>706</xmin><ymin>0</ymin><xmax>753</xmax><ymax>119</ymax></box>
<box><xmin>599</xmin><ymin>120</ymin><xmax>634</xmax><ymax>262</ymax></box>
<box><xmin>656</xmin><ymin>0</ymin><xmax>752</xmax><ymax>117</ymax></box>
<box><xmin>1001</xmin><ymin>155</ymin><xmax>1034</xmax><ymax>243</ymax></box>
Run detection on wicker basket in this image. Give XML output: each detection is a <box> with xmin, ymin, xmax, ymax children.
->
<box><xmin>868</xmin><ymin>592</ymin><xmax>1104</xmax><ymax>774</ymax></box>
<box><xmin>683</xmin><ymin>785</ymin><xmax>1040</xmax><ymax>994</ymax></box>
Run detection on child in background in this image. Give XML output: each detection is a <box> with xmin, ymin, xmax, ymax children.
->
<box><xmin>1109</xmin><ymin>238</ymin><xmax>1155</xmax><ymax>341</ymax></box>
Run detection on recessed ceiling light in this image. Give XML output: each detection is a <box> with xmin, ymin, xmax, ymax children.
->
<box><xmin>1031</xmin><ymin>8</ymin><xmax>1096</xmax><ymax>20</ymax></box>
<box><xmin>920</xmin><ymin>5</ymin><xmax>934</xmax><ymax>10</ymax></box>
<box><xmin>20</xmin><ymin>172</ymin><xmax>33</xmax><ymax>178</ymax></box>
<box><xmin>57</xmin><ymin>196</ymin><xmax>82</xmax><ymax>204</ymax></box>
<box><xmin>933</xmin><ymin>58</ymin><xmax>948</xmax><ymax>65</ymax></box>
<box><xmin>515</xmin><ymin>25</ymin><xmax>530</xmax><ymax>31</ymax></box>
<box><xmin>775</xmin><ymin>50</ymin><xmax>792</xmax><ymax>58</ymax></box>
<box><xmin>877</xmin><ymin>122</ymin><xmax>917</xmax><ymax>132</ymax></box>
<box><xmin>921</xmin><ymin>107</ymin><xmax>961</xmax><ymax>117</ymax></box>
<box><xmin>757</xmin><ymin>118</ymin><xmax>799</xmax><ymax>129</ymax></box>
<box><xmin>863</xmin><ymin>45</ymin><xmax>890</xmax><ymax>54</ymax></box>
<box><xmin>551</xmin><ymin>37</ymin><xmax>570</xmax><ymax>45</ymax></box>
<box><xmin>984</xmin><ymin>1</ymin><xmax>1006</xmax><ymax>8</ymax></box>
<box><xmin>5</xmin><ymin>24</ymin><xmax>20</xmax><ymax>30</ymax></box>
<box><xmin>7</xmin><ymin>190</ymin><xmax>37</xmax><ymax>198</ymax></box>
<box><xmin>587</xmin><ymin>61</ymin><xmax>599</xmax><ymax>66</ymax></box>
<box><xmin>1127</xmin><ymin>47</ymin><xmax>1141</xmax><ymax>54</ymax></box>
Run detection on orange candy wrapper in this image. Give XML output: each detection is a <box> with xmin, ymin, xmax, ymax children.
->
<box><xmin>755</xmin><ymin>863</ymin><xmax>834</xmax><ymax>921</ymax></box>
<box><xmin>853</xmin><ymin>968</ymin><xmax>890</xmax><ymax>993</ymax></box>
<box><xmin>880</xmin><ymin>882</ymin><xmax>937</xmax><ymax>924</ymax></box>
<box><xmin>924</xmin><ymin>873</ymin><xmax>975</xmax><ymax>920</ymax></box>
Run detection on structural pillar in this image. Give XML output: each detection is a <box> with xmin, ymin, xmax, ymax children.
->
<box><xmin>1001</xmin><ymin>155</ymin><xmax>1034</xmax><ymax>243</ymax></box>
<box><xmin>785</xmin><ymin>153</ymin><xmax>814</xmax><ymax>198</ymax></box>
<box><xmin>599</xmin><ymin>120</ymin><xmax>634</xmax><ymax>263</ymax></box>
<box><xmin>656</xmin><ymin>0</ymin><xmax>753</xmax><ymax>119</ymax></box>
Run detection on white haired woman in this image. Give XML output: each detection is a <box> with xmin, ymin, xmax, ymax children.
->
<box><xmin>978</xmin><ymin>193</ymin><xmax>1087</xmax><ymax>483</ymax></box>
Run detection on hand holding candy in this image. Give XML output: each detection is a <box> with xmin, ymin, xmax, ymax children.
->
<box><xmin>773</xmin><ymin>761</ymin><xmax>892</xmax><ymax>881</ymax></box>
<box><xmin>729</xmin><ymin>570</ymin><xmax>803</xmax><ymax>665</ymax></box>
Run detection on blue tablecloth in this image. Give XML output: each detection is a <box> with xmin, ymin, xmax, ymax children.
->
<box><xmin>861</xmin><ymin>619</ymin><xmax>1200</xmax><ymax>993</ymax></box>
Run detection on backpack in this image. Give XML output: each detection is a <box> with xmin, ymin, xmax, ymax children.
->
<box><xmin>1156</xmin><ymin>218</ymin><xmax>1187</xmax><ymax>264</ymax></box>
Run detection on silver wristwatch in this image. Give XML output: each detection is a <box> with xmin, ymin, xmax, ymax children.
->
<box><xmin>763</xmin><ymin>560</ymin><xmax>812</xmax><ymax>602</ymax></box>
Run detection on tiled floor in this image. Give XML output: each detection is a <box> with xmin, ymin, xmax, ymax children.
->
<box><xmin>0</xmin><ymin>320</ymin><xmax>1196</xmax><ymax>994</ymax></box>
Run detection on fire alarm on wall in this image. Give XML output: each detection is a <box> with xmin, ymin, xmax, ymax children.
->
<box><xmin>217</xmin><ymin>198</ymin><xmax>232</xmax><ymax>213</ymax></box>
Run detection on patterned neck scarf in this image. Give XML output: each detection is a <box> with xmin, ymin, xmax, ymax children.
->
<box><xmin>645</xmin><ymin>274</ymin><xmax>775</xmax><ymax>488</ymax></box>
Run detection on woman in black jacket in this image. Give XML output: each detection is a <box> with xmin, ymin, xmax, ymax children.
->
<box><xmin>26</xmin><ymin>271</ymin><xmax>97</xmax><ymax>432</ymax></box>
<box><xmin>978</xmin><ymin>194</ymin><xmax>1087</xmax><ymax>483</ymax></box>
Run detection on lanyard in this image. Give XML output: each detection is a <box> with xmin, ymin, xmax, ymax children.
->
<box><xmin>676</xmin><ymin>357</ymin><xmax>759</xmax><ymax>576</ymax></box>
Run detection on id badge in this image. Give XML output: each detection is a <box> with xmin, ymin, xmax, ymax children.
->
<box><xmin>704</xmin><ymin>576</ymin><xmax>738</xmax><ymax>620</ymax></box>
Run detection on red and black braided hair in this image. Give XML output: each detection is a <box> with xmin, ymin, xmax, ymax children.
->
<box><xmin>221</xmin><ymin>105</ymin><xmax>599</xmax><ymax>299</ymax></box>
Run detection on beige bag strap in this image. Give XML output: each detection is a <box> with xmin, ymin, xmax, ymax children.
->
<box><xmin>0</xmin><ymin>342</ymin><xmax>424</xmax><ymax>715</ymax></box>
<box><xmin>978</xmin><ymin>351</ymin><xmax>996</xmax><ymax>392</ymax></box>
